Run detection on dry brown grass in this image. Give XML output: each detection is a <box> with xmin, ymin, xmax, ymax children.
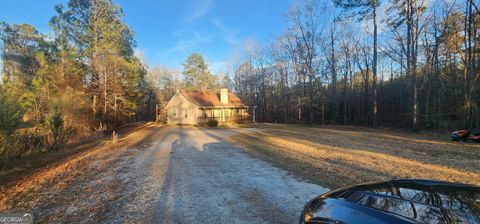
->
<box><xmin>229</xmin><ymin>124</ymin><xmax>480</xmax><ymax>189</ymax></box>
<box><xmin>0</xmin><ymin>122</ymin><xmax>161</xmax><ymax>222</ymax></box>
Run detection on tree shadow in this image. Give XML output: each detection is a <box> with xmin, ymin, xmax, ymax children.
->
<box><xmin>150</xmin><ymin>127</ymin><xmax>310</xmax><ymax>223</ymax></box>
<box><xmin>257</xmin><ymin>127</ymin><xmax>480</xmax><ymax>174</ymax></box>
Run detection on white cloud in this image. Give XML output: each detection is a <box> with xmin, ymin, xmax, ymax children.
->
<box><xmin>181</xmin><ymin>0</ymin><xmax>214</xmax><ymax>24</ymax></box>
<box><xmin>166</xmin><ymin>31</ymin><xmax>213</xmax><ymax>54</ymax></box>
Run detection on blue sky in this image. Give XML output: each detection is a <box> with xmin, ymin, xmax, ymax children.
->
<box><xmin>0</xmin><ymin>0</ymin><xmax>293</xmax><ymax>73</ymax></box>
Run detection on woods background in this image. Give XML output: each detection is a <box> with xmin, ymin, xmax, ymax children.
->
<box><xmin>231</xmin><ymin>0</ymin><xmax>480</xmax><ymax>130</ymax></box>
<box><xmin>1</xmin><ymin>0</ymin><xmax>479</xmax><ymax>164</ymax></box>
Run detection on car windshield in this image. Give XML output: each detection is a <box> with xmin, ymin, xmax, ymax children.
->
<box><xmin>336</xmin><ymin>183</ymin><xmax>480</xmax><ymax>223</ymax></box>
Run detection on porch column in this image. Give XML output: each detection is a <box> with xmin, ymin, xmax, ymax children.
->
<box><xmin>253</xmin><ymin>107</ymin><xmax>256</xmax><ymax>123</ymax></box>
<box><xmin>221</xmin><ymin>108</ymin><xmax>224</xmax><ymax>122</ymax></box>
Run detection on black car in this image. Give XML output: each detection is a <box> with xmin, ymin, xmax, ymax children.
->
<box><xmin>299</xmin><ymin>179</ymin><xmax>480</xmax><ymax>224</ymax></box>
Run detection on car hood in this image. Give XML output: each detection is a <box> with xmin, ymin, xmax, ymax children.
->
<box><xmin>306</xmin><ymin>179</ymin><xmax>480</xmax><ymax>223</ymax></box>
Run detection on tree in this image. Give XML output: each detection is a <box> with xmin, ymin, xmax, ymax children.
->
<box><xmin>182</xmin><ymin>53</ymin><xmax>216</xmax><ymax>89</ymax></box>
<box><xmin>0</xmin><ymin>0</ymin><xmax>157</xmax><ymax>165</ymax></box>
<box><xmin>333</xmin><ymin>0</ymin><xmax>380</xmax><ymax>126</ymax></box>
<box><xmin>0</xmin><ymin>92</ymin><xmax>23</xmax><ymax>136</ymax></box>
<box><xmin>386</xmin><ymin>0</ymin><xmax>428</xmax><ymax>130</ymax></box>
<box><xmin>284</xmin><ymin>0</ymin><xmax>328</xmax><ymax>124</ymax></box>
<box><xmin>220</xmin><ymin>74</ymin><xmax>234</xmax><ymax>89</ymax></box>
<box><xmin>146</xmin><ymin>66</ymin><xmax>177</xmax><ymax>110</ymax></box>
<box><xmin>0</xmin><ymin>23</ymin><xmax>44</xmax><ymax>94</ymax></box>
<box><xmin>463</xmin><ymin>0</ymin><xmax>480</xmax><ymax>129</ymax></box>
<box><xmin>52</xmin><ymin>0</ymin><xmax>149</xmax><ymax>129</ymax></box>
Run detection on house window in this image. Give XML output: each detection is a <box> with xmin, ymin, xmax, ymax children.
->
<box><xmin>185</xmin><ymin>113</ymin><xmax>188</xmax><ymax>118</ymax></box>
<box><xmin>173</xmin><ymin>109</ymin><xmax>176</xmax><ymax>117</ymax></box>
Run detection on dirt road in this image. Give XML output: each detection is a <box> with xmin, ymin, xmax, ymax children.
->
<box><xmin>0</xmin><ymin>125</ymin><xmax>327</xmax><ymax>223</ymax></box>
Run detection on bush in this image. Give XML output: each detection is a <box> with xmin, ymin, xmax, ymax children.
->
<box><xmin>207</xmin><ymin>119</ymin><xmax>218</xmax><ymax>127</ymax></box>
<box><xmin>43</xmin><ymin>111</ymin><xmax>66</xmax><ymax>151</ymax></box>
<box><xmin>0</xmin><ymin>94</ymin><xmax>26</xmax><ymax>169</ymax></box>
<box><xmin>0</xmin><ymin>131</ymin><xmax>38</xmax><ymax>170</ymax></box>
<box><xmin>0</xmin><ymin>94</ymin><xmax>23</xmax><ymax>136</ymax></box>
<box><xmin>0</xmin><ymin>134</ymin><xmax>20</xmax><ymax>166</ymax></box>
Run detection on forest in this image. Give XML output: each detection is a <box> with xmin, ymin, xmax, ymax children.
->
<box><xmin>0</xmin><ymin>0</ymin><xmax>156</xmax><ymax>164</ymax></box>
<box><xmin>229</xmin><ymin>0</ymin><xmax>480</xmax><ymax>130</ymax></box>
<box><xmin>1</xmin><ymin>0</ymin><xmax>479</xmax><ymax>165</ymax></box>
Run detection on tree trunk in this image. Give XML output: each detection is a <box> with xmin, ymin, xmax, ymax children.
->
<box><xmin>331</xmin><ymin>31</ymin><xmax>337</xmax><ymax>124</ymax></box>
<box><xmin>372</xmin><ymin>0</ymin><xmax>378</xmax><ymax>127</ymax></box>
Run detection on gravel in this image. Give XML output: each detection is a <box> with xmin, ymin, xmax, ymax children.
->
<box><xmin>123</xmin><ymin>126</ymin><xmax>328</xmax><ymax>223</ymax></box>
<box><xmin>1</xmin><ymin>125</ymin><xmax>328</xmax><ymax>223</ymax></box>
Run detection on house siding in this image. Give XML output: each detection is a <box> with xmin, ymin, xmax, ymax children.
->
<box><xmin>164</xmin><ymin>89</ymin><xmax>255</xmax><ymax>125</ymax></box>
<box><xmin>165</xmin><ymin>92</ymin><xmax>199</xmax><ymax>125</ymax></box>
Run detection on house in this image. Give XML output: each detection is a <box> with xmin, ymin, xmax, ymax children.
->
<box><xmin>164</xmin><ymin>88</ymin><xmax>256</xmax><ymax>125</ymax></box>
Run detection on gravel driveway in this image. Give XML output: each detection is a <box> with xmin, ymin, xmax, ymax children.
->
<box><xmin>130</xmin><ymin>126</ymin><xmax>328</xmax><ymax>223</ymax></box>
<box><xmin>0</xmin><ymin>125</ymin><xmax>327</xmax><ymax>223</ymax></box>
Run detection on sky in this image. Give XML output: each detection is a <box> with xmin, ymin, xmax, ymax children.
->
<box><xmin>0</xmin><ymin>0</ymin><xmax>293</xmax><ymax>73</ymax></box>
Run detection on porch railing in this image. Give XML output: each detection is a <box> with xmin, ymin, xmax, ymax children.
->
<box><xmin>197</xmin><ymin>115</ymin><xmax>253</xmax><ymax>124</ymax></box>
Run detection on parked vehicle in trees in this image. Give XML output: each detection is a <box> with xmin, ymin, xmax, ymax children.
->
<box><xmin>452</xmin><ymin>128</ymin><xmax>480</xmax><ymax>142</ymax></box>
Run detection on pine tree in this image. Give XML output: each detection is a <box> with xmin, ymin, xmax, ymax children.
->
<box><xmin>51</xmin><ymin>0</ymin><xmax>149</xmax><ymax>129</ymax></box>
<box><xmin>333</xmin><ymin>0</ymin><xmax>380</xmax><ymax>126</ymax></box>
<box><xmin>182</xmin><ymin>53</ymin><xmax>216</xmax><ymax>89</ymax></box>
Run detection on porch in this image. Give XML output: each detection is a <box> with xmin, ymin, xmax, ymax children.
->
<box><xmin>197</xmin><ymin>106</ymin><xmax>256</xmax><ymax>125</ymax></box>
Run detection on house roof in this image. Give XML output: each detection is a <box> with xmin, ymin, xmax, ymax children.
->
<box><xmin>179</xmin><ymin>89</ymin><xmax>247</xmax><ymax>107</ymax></box>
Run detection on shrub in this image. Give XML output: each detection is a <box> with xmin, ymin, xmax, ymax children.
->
<box><xmin>0</xmin><ymin>134</ymin><xmax>19</xmax><ymax>167</ymax></box>
<box><xmin>0</xmin><ymin>94</ymin><xmax>23</xmax><ymax>136</ymax></box>
<box><xmin>0</xmin><ymin>94</ymin><xmax>26</xmax><ymax>168</ymax></box>
<box><xmin>0</xmin><ymin>131</ymin><xmax>37</xmax><ymax>170</ymax></box>
<box><xmin>43</xmin><ymin>111</ymin><xmax>66</xmax><ymax>151</ymax></box>
<box><xmin>207</xmin><ymin>119</ymin><xmax>218</xmax><ymax>127</ymax></box>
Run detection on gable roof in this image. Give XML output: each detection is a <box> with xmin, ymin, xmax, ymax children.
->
<box><xmin>179</xmin><ymin>89</ymin><xmax>246</xmax><ymax>107</ymax></box>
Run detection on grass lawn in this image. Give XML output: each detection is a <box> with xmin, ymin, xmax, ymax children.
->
<box><xmin>229</xmin><ymin>123</ymin><xmax>480</xmax><ymax>189</ymax></box>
